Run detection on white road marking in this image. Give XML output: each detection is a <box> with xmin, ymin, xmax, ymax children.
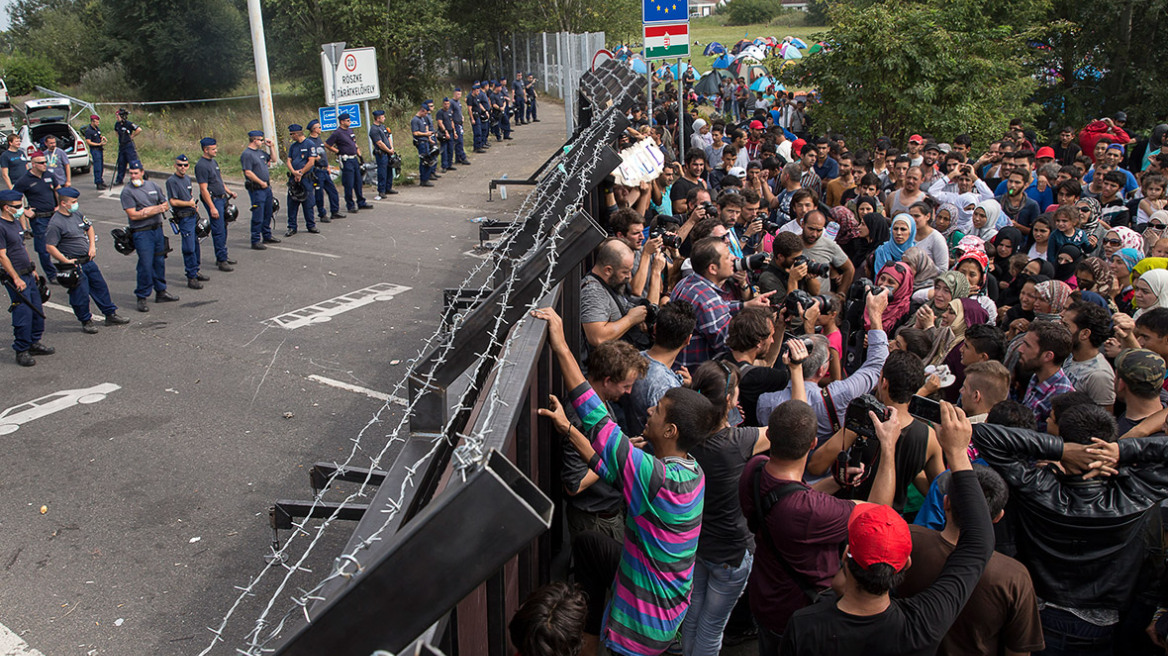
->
<box><xmin>0</xmin><ymin>383</ymin><xmax>120</xmax><ymax>436</ymax></box>
<box><xmin>264</xmin><ymin>244</ymin><xmax>341</xmax><ymax>259</ymax></box>
<box><xmin>42</xmin><ymin>301</ymin><xmax>74</xmax><ymax>314</ymax></box>
<box><xmin>0</xmin><ymin>621</ymin><xmax>45</xmax><ymax>656</ymax></box>
<box><xmin>264</xmin><ymin>282</ymin><xmax>411</xmax><ymax>330</ymax></box>
<box><xmin>306</xmin><ymin>375</ymin><xmax>407</xmax><ymax>406</ymax></box>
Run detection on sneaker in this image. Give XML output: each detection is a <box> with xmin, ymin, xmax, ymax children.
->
<box><xmin>374</xmin><ymin>195</ymin><xmax>384</xmax><ymax>200</ymax></box>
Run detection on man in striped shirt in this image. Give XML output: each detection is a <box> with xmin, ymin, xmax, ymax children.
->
<box><xmin>534</xmin><ymin>306</ymin><xmax>716</xmax><ymax>656</ymax></box>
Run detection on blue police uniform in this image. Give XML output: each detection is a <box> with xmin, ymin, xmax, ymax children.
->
<box><xmin>488</xmin><ymin>83</ymin><xmax>503</xmax><ymax>141</ymax></box>
<box><xmin>497</xmin><ymin>79</ymin><xmax>513</xmax><ymax>140</ymax></box>
<box><xmin>13</xmin><ymin>168</ymin><xmax>59</xmax><ymax>281</ymax></box>
<box><xmin>119</xmin><ymin>164</ymin><xmax>171</xmax><ymax>300</ymax></box>
<box><xmin>165</xmin><ymin>156</ymin><xmax>202</xmax><ymax>281</ymax></box>
<box><xmin>450</xmin><ymin>91</ymin><xmax>470</xmax><ymax>165</ymax></box>
<box><xmin>325</xmin><ymin>116</ymin><xmax>370</xmax><ymax>212</ymax></box>
<box><xmin>435</xmin><ymin>101</ymin><xmax>455</xmax><ymax>172</ymax></box>
<box><xmin>241</xmin><ymin>133</ymin><xmax>276</xmax><ymax>246</ymax></box>
<box><xmin>411</xmin><ymin>103</ymin><xmax>437</xmax><ymax>185</ymax></box>
<box><xmin>45</xmin><ymin>188</ymin><xmax>119</xmax><ymax>325</ymax></box>
<box><xmin>285</xmin><ymin>126</ymin><xmax>317</xmax><ymax>233</ymax></box>
<box><xmin>113</xmin><ymin>112</ymin><xmax>140</xmax><ymax>185</ymax></box>
<box><xmin>369</xmin><ymin>111</ymin><xmax>396</xmax><ymax>196</ymax></box>
<box><xmin>512</xmin><ymin>76</ymin><xmax>526</xmax><ymax>126</ymax></box>
<box><xmin>306</xmin><ymin>121</ymin><xmax>342</xmax><ymax>220</ymax></box>
<box><xmin>82</xmin><ymin>118</ymin><xmax>105</xmax><ymax>188</ymax></box>
<box><xmin>469</xmin><ymin>84</ymin><xmax>487</xmax><ymax>152</ymax></box>
<box><xmin>0</xmin><ymin>189</ymin><xmax>46</xmax><ymax>361</ymax></box>
<box><xmin>525</xmin><ymin>75</ymin><xmax>538</xmax><ymax>122</ymax></box>
<box><xmin>194</xmin><ymin>138</ymin><xmax>232</xmax><ymax>267</ymax></box>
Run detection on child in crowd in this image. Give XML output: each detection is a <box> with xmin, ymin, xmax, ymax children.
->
<box><xmin>1048</xmin><ymin>206</ymin><xmax>1091</xmax><ymax>264</ymax></box>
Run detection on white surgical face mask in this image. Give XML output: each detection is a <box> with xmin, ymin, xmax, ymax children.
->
<box><xmin>131</xmin><ymin>178</ymin><xmax>143</xmax><ymax>187</ymax></box>
<box><xmin>69</xmin><ymin>202</ymin><xmax>79</xmax><ymax>212</ymax></box>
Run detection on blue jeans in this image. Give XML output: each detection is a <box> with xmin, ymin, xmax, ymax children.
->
<box><xmin>114</xmin><ymin>146</ymin><xmax>137</xmax><ymax>184</ymax></box>
<box><xmin>1037</xmin><ymin>608</ymin><xmax>1114</xmax><ymax>656</ymax></box>
<box><xmin>248</xmin><ymin>187</ymin><xmax>273</xmax><ymax>244</ymax></box>
<box><xmin>130</xmin><ymin>225</ymin><xmax>167</xmax><ymax>298</ymax></box>
<box><xmin>374</xmin><ymin>153</ymin><xmax>393</xmax><ymax>194</ymax></box>
<box><xmin>5</xmin><ymin>271</ymin><xmax>44</xmax><ymax>352</ymax></box>
<box><xmin>681</xmin><ymin>551</ymin><xmax>754</xmax><ymax>656</ymax></box>
<box><xmin>91</xmin><ymin>148</ymin><xmax>104</xmax><ymax>186</ymax></box>
<box><xmin>176</xmin><ymin>213</ymin><xmax>201</xmax><ymax>279</ymax></box>
<box><xmin>286</xmin><ymin>176</ymin><xmax>315</xmax><ymax>231</ymax></box>
<box><xmin>340</xmin><ymin>157</ymin><xmax>365</xmax><ymax>209</ymax></box>
<box><xmin>30</xmin><ymin>214</ymin><xmax>57</xmax><ymax>280</ymax></box>
<box><xmin>67</xmin><ymin>259</ymin><xmax>116</xmax><ymax>321</ymax></box>
<box><xmin>314</xmin><ymin>167</ymin><xmax>340</xmax><ymax>217</ymax></box>
<box><xmin>202</xmin><ymin>197</ymin><xmax>229</xmax><ymax>263</ymax></box>
<box><xmin>440</xmin><ymin>138</ymin><xmax>453</xmax><ymax>170</ymax></box>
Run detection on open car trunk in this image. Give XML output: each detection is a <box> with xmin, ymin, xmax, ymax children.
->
<box><xmin>30</xmin><ymin>123</ymin><xmax>78</xmax><ymax>155</ymax></box>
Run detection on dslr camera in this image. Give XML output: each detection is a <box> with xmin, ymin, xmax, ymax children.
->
<box><xmin>629</xmin><ymin>297</ymin><xmax>659</xmax><ymax>328</ymax></box>
<box><xmin>792</xmin><ymin>254</ymin><xmax>830</xmax><ymax>278</ymax></box>
<box><xmin>784</xmin><ymin>288</ymin><xmax>831</xmax><ymax>322</ymax></box>
<box><xmin>649</xmin><ymin>226</ymin><xmax>682</xmax><ymax>250</ymax></box>
<box><xmin>699</xmin><ymin>201</ymin><xmax>719</xmax><ymax>219</ymax></box>
<box><xmin>733</xmin><ymin>252</ymin><xmax>768</xmax><ymax>273</ymax></box>
<box><xmin>844</xmin><ymin>394</ymin><xmax>892</xmax><ymax>440</ymax></box>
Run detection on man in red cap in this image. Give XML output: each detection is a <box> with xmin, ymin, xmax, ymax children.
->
<box><xmin>779</xmin><ymin>402</ymin><xmax>995</xmax><ymax>656</ymax></box>
<box><xmin>747</xmin><ymin>120</ymin><xmax>765</xmax><ymax>160</ymax></box>
<box><xmin>1036</xmin><ymin>145</ymin><xmax>1056</xmax><ymax>168</ymax></box>
<box><xmin>907</xmin><ymin>134</ymin><xmax>925</xmax><ymax>167</ymax></box>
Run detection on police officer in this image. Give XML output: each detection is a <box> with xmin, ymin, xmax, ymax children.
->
<box><xmin>525</xmin><ymin>73</ymin><xmax>539</xmax><ymax>123</ymax></box>
<box><xmin>284</xmin><ymin>124</ymin><xmax>318</xmax><ymax>236</ymax></box>
<box><xmin>488</xmin><ymin>81</ymin><xmax>503</xmax><ymax>142</ymax></box>
<box><xmin>13</xmin><ymin>150</ymin><xmax>59</xmax><ymax>282</ymax></box>
<box><xmin>368</xmin><ymin>110</ymin><xmax>397</xmax><ymax>199</ymax></box>
<box><xmin>306</xmin><ymin>120</ymin><xmax>344</xmax><ymax>222</ymax></box>
<box><xmin>450</xmin><ymin>88</ymin><xmax>471</xmax><ymax>166</ymax></box>
<box><xmin>435</xmin><ymin>98</ymin><xmax>456</xmax><ymax>173</ymax></box>
<box><xmin>241</xmin><ymin>130</ymin><xmax>280</xmax><ymax>250</ymax></box>
<box><xmin>113</xmin><ymin>108</ymin><xmax>141</xmax><ymax>186</ymax></box>
<box><xmin>194</xmin><ymin>137</ymin><xmax>237</xmax><ymax>272</ymax></box>
<box><xmin>81</xmin><ymin>114</ymin><xmax>107</xmax><ymax>190</ymax></box>
<box><xmin>0</xmin><ymin>189</ymin><xmax>51</xmax><ymax>366</ymax></box>
<box><xmin>44</xmin><ymin>187</ymin><xmax>129</xmax><ymax>332</ymax></box>
<box><xmin>512</xmin><ymin>73</ymin><xmax>526</xmax><ymax>126</ymax></box>
<box><xmin>411</xmin><ymin>101</ymin><xmax>438</xmax><ymax>187</ymax></box>
<box><xmin>325</xmin><ymin>113</ymin><xmax>371</xmax><ymax>213</ymax></box>
<box><xmin>497</xmin><ymin>77</ymin><xmax>513</xmax><ymax>140</ymax></box>
<box><xmin>469</xmin><ymin>83</ymin><xmax>487</xmax><ymax>153</ymax></box>
<box><xmin>121</xmin><ymin>161</ymin><xmax>178</xmax><ymax>312</ymax></box>
<box><xmin>166</xmin><ymin>154</ymin><xmax>208</xmax><ymax>289</ymax></box>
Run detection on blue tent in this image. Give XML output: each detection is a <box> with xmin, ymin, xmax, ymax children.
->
<box><xmin>783</xmin><ymin>47</ymin><xmax>803</xmax><ymax>60</ymax></box>
<box><xmin>669</xmin><ymin>62</ymin><xmax>692</xmax><ymax>77</ymax></box>
<box><xmin>749</xmin><ymin>76</ymin><xmax>774</xmax><ymax>92</ymax></box>
<box><xmin>789</xmin><ymin>37</ymin><xmax>808</xmax><ymax>49</ymax></box>
<box><xmin>702</xmin><ymin>42</ymin><xmax>726</xmax><ymax>55</ymax></box>
<box><xmin>628</xmin><ymin>56</ymin><xmax>648</xmax><ymax>74</ymax></box>
<box><xmin>711</xmin><ymin>54</ymin><xmax>733</xmax><ymax>69</ymax></box>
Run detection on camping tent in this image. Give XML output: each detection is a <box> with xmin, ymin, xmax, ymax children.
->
<box><xmin>695</xmin><ymin>72</ymin><xmax>723</xmax><ymax>96</ymax></box>
<box><xmin>702</xmin><ymin>42</ymin><xmax>726</xmax><ymax>55</ymax></box>
<box><xmin>711</xmin><ymin>54</ymin><xmax>733</xmax><ymax>69</ymax></box>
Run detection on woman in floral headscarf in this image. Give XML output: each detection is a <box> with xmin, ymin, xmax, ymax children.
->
<box><xmin>831</xmin><ymin>205</ymin><xmax>860</xmax><ymax>247</ymax></box>
<box><xmin>1075</xmin><ymin>197</ymin><xmax>1108</xmax><ymax>256</ymax></box>
<box><xmin>1102</xmin><ymin>225</ymin><xmax>1144</xmax><ymax>260</ymax></box>
<box><xmin>1074</xmin><ymin>256</ymin><xmax>1120</xmax><ymax>313</ymax></box>
<box><xmin>934</xmin><ymin>202</ymin><xmax>965</xmax><ymax>259</ymax></box>
<box><xmin>911</xmin><ymin>270</ymin><xmax>970</xmax><ymax>330</ymax></box>
<box><xmin>1109</xmin><ymin>247</ymin><xmax>1142</xmax><ymax>314</ymax></box>
<box><xmin>953</xmin><ymin>236</ymin><xmax>999</xmax><ymax>317</ymax></box>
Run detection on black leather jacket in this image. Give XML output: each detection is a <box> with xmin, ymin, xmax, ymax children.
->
<box><xmin>973</xmin><ymin>423</ymin><xmax>1168</xmax><ymax>610</ymax></box>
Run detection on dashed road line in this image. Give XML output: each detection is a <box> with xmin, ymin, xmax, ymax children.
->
<box><xmin>0</xmin><ymin>621</ymin><xmax>45</xmax><ymax>656</ymax></box>
<box><xmin>306</xmin><ymin>374</ymin><xmax>407</xmax><ymax>405</ymax></box>
<box><xmin>264</xmin><ymin>282</ymin><xmax>411</xmax><ymax>330</ymax></box>
<box><xmin>264</xmin><ymin>244</ymin><xmax>341</xmax><ymax>258</ymax></box>
<box><xmin>42</xmin><ymin>301</ymin><xmax>74</xmax><ymax>315</ymax></box>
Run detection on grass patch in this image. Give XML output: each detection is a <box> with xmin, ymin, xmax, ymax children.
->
<box><xmin>686</xmin><ymin>14</ymin><xmax>824</xmax><ymax>72</ymax></box>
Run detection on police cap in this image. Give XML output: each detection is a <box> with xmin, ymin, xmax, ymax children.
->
<box><xmin>128</xmin><ymin>160</ymin><xmax>144</xmax><ymax>170</ymax></box>
<box><xmin>0</xmin><ymin>189</ymin><xmax>22</xmax><ymax>202</ymax></box>
<box><xmin>58</xmin><ymin>186</ymin><xmax>80</xmax><ymax>198</ymax></box>
<box><xmin>200</xmin><ymin>137</ymin><xmax>216</xmax><ymax>148</ymax></box>
<box><xmin>175</xmin><ymin>154</ymin><xmax>189</xmax><ymax>162</ymax></box>
<box><xmin>248</xmin><ymin>130</ymin><xmax>264</xmax><ymax>138</ymax></box>
<box><xmin>472</xmin><ymin>82</ymin><xmax>481</xmax><ymax>89</ymax></box>
<box><xmin>288</xmin><ymin>124</ymin><xmax>304</xmax><ymax>133</ymax></box>
<box><xmin>338</xmin><ymin>113</ymin><xmax>351</xmax><ymax>121</ymax></box>
<box><xmin>306</xmin><ymin>119</ymin><xmax>320</xmax><ymax>130</ymax></box>
<box><xmin>372</xmin><ymin>109</ymin><xmax>385</xmax><ymax>117</ymax></box>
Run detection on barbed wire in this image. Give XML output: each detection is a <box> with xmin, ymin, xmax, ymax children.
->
<box><xmin>199</xmin><ymin>107</ymin><xmax>624</xmax><ymax>655</ymax></box>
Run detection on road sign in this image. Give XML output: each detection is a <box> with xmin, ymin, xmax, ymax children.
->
<box><xmin>592</xmin><ymin>49</ymin><xmax>615</xmax><ymax>71</ymax></box>
<box><xmin>321</xmin><ymin>46</ymin><xmax>380</xmax><ymax>105</ymax></box>
<box><xmin>318</xmin><ymin>104</ymin><xmax>362</xmax><ymax>131</ymax></box>
<box><xmin>644</xmin><ymin>22</ymin><xmax>690</xmax><ymax>60</ymax></box>
<box><xmin>643</xmin><ymin>0</ymin><xmax>688</xmax><ymax>23</ymax></box>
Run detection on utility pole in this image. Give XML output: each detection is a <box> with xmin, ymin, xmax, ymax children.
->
<box><xmin>246</xmin><ymin>0</ymin><xmax>278</xmax><ymax>157</ymax></box>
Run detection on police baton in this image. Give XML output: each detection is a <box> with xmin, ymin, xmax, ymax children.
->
<box><xmin>1</xmin><ymin>277</ymin><xmax>46</xmax><ymax>319</ymax></box>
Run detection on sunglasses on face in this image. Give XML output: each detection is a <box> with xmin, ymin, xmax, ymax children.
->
<box><xmin>1104</xmin><ymin>237</ymin><xmax>1123</xmax><ymax>245</ymax></box>
<box><xmin>31</xmin><ymin>160</ymin><xmax>46</xmax><ymax>165</ymax></box>
<box><xmin>176</xmin><ymin>163</ymin><xmax>189</xmax><ymax>167</ymax></box>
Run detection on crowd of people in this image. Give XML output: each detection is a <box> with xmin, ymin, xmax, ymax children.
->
<box><xmin>0</xmin><ymin>79</ymin><xmax>541</xmax><ymax>367</ymax></box>
<box><xmin>509</xmin><ymin>106</ymin><xmax>1168</xmax><ymax>656</ymax></box>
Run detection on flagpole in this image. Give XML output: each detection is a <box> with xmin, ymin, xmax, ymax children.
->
<box><xmin>678</xmin><ymin>57</ymin><xmax>684</xmax><ymax>165</ymax></box>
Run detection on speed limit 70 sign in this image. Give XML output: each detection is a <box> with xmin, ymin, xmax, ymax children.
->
<box><xmin>320</xmin><ymin>46</ymin><xmax>380</xmax><ymax>104</ymax></box>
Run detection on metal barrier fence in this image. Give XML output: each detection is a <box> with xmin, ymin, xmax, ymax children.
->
<box><xmin>197</xmin><ymin>60</ymin><xmax>644</xmax><ymax>656</ymax></box>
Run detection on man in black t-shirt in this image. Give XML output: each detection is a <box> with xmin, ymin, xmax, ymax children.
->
<box><xmin>780</xmin><ymin>403</ymin><xmax>995</xmax><ymax>656</ymax></box>
<box><xmin>722</xmin><ymin>307</ymin><xmax>788</xmax><ymax>426</ymax></box>
<box><xmin>670</xmin><ymin>149</ymin><xmax>709</xmax><ymax>215</ymax></box>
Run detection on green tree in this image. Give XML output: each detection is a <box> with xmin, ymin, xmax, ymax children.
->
<box><xmin>6</xmin><ymin>0</ymin><xmax>109</xmax><ymax>84</ymax></box>
<box><xmin>1</xmin><ymin>53</ymin><xmax>58</xmax><ymax>95</ymax></box>
<box><xmin>777</xmin><ymin>1</ymin><xmax>1040</xmax><ymax>147</ymax></box>
<box><xmin>726</xmin><ymin>0</ymin><xmax>781</xmax><ymax>26</ymax></box>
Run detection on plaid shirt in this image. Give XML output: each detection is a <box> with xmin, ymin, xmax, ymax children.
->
<box><xmin>1022</xmin><ymin>368</ymin><xmax>1075</xmax><ymax>432</ymax></box>
<box><xmin>671</xmin><ymin>273</ymin><xmax>741</xmax><ymax>368</ymax></box>
<box><xmin>801</xmin><ymin>169</ymin><xmax>823</xmax><ymax>201</ymax></box>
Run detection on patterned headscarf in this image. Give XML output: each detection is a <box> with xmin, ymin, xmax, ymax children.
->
<box><xmin>831</xmin><ymin>205</ymin><xmax>860</xmax><ymax>245</ymax></box>
<box><xmin>902</xmin><ymin>246</ymin><xmax>939</xmax><ymax>290</ymax></box>
<box><xmin>1080</xmin><ymin>256</ymin><xmax>1117</xmax><ymax>299</ymax></box>
<box><xmin>866</xmin><ymin>262</ymin><xmax>915</xmax><ymax>332</ymax></box>
<box><xmin>1077</xmin><ymin>197</ymin><xmax>1103</xmax><ymax>234</ymax></box>
<box><xmin>1110</xmin><ymin>226</ymin><xmax>1145</xmax><ymax>253</ymax></box>
<box><xmin>1035</xmin><ymin>279</ymin><xmax>1073</xmax><ymax>314</ymax></box>
<box><xmin>1115</xmin><ymin>247</ymin><xmax>1143</xmax><ymax>275</ymax></box>
<box><xmin>936</xmin><ymin>270</ymin><xmax>971</xmax><ymax>300</ymax></box>
<box><xmin>937</xmin><ymin>202</ymin><xmax>961</xmax><ymax>236</ymax></box>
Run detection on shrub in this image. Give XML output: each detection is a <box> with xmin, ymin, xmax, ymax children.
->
<box><xmin>3</xmin><ymin>54</ymin><xmax>59</xmax><ymax>96</ymax></box>
<box><xmin>726</xmin><ymin>0</ymin><xmax>781</xmax><ymax>25</ymax></box>
<box><xmin>78</xmin><ymin>62</ymin><xmax>141</xmax><ymax>102</ymax></box>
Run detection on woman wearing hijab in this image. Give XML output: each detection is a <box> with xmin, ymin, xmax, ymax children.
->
<box><xmin>968</xmin><ymin>199</ymin><xmax>1001</xmax><ymax>241</ymax></box>
<box><xmin>1102</xmin><ymin>225</ymin><xmax>1144</xmax><ymax>260</ymax></box>
<box><xmin>1132</xmin><ymin>268</ymin><xmax>1168</xmax><ymax>319</ymax></box>
<box><xmin>832</xmin><ymin>205</ymin><xmax>860</xmax><ymax>248</ymax></box>
<box><xmin>1111</xmin><ymin>247</ymin><xmax>1143</xmax><ymax>314</ymax></box>
<box><xmin>1143</xmin><ymin>210</ymin><xmax>1168</xmax><ymax>253</ymax></box>
<box><xmin>873</xmin><ymin>213</ymin><xmax>916</xmax><ymax>272</ymax></box>
<box><xmin>848</xmin><ymin>194</ymin><xmax>883</xmax><ymax>220</ymax></box>
<box><xmin>690</xmin><ymin>118</ymin><xmax>712</xmax><ymax>154</ymax></box>
<box><xmin>935</xmin><ymin>202</ymin><xmax>965</xmax><ymax>259</ymax></box>
<box><xmin>867</xmin><ymin>262</ymin><xmax>915</xmax><ymax>333</ymax></box>
<box><xmin>1054</xmin><ymin>245</ymin><xmax>1083</xmax><ymax>283</ymax></box>
<box><xmin>902</xmin><ymin>246</ymin><xmax>940</xmax><ymax>291</ymax></box>
<box><xmin>953</xmin><ymin>242</ymin><xmax>999</xmax><ymax>318</ymax></box>
<box><xmin>1073</xmin><ymin>197</ymin><xmax>1106</xmax><ymax>256</ymax></box>
<box><xmin>1001</xmin><ymin>273</ymin><xmax>1049</xmax><ymax>333</ymax></box>
<box><xmin>1074</xmin><ymin>256</ymin><xmax>1119</xmax><ymax>311</ymax></box>
<box><xmin>911</xmin><ymin>270</ymin><xmax>970</xmax><ymax>329</ymax></box>
<box><xmin>990</xmin><ymin>226</ymin><xmax>1023</xmax><ymax>291</ymax></box>
<box><xmin>851</xmin><ymin>212</ymin><xmax>890</xmax><ymax>276</ymax></box>
<box><xmin>924</xmin><ymin>298</ymin><xmax>991</xmax><ymax>403</ymax></box>
<box><xmin>1034</xmin><ymin>279</ymin><xmax>1073</xmax><ymax>319</ymax></box>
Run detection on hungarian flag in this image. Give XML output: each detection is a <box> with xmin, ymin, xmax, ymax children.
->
<box><xmin>644</xmin><ymin>23</ymin><xmax>689</xmax><ymax>60</ymax></box>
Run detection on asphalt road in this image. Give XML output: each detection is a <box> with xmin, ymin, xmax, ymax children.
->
<box><xmin>0</xmin><ymin>110</ymin><xmax>563</xmax><ymax>655</ymax></box>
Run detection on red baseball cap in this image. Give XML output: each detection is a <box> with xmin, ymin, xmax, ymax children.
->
<box><xmin>908</xmin><ymin>134</ymin><xmax>924</xmax><ymax>144</ymax></box>
<box><xmin>847</xmin><ymin>503</ymin><xmax>912</xmax><ymax>570</ymax></box>
<box><xmin>792</xmin><ymin>138</ymin><xmax>807</xmax><ymax>156</ymax></box>
<box><xmin>1036</xmin><ymin>146</ymin><xmax>1056</xmax><ymax>159</ymax></box>
<box><xmin>749</xmin><ymin>120</ymin><xmax>765</xmax><ymax>130</ymax></box>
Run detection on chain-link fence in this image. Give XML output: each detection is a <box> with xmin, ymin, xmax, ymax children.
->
<box><xmin>454</xmin><ymin>31</ymin><xmax>606</xmax><ymax>136</ymax></box>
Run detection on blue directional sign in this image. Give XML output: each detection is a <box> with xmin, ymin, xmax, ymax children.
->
<box><xmin>643</xmin><ymin>0</ymin><xmax>688</xmax><ymax>24</ymax></box>
<box><xmin>318</xmin><ymin>104</ymin><xmax>362</xmax><ymax>131</ymax></box>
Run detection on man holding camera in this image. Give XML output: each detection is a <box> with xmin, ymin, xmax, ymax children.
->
<box><xmin>671</xmin><ymin>236</ymin><xmax>776</xmax><ymax>368</ymax></box>
<box><xmin>798</xmin><ymin>209</ymin><xmax>853</xmax><ymax>294</ymax></box>
<box><xmin>759</xmin><ymin>231</ymin><xmax>818</xmax><ymax>306</ymax></box>
<box><xmin>580</xmin><ymin>238</ymin><xmax>649</xmax><ymax>358</ymax></box>
<box><xmin>756</xmin><ymin>289</ymin><xmax>889</xmax><ymax>440</ymax></box>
